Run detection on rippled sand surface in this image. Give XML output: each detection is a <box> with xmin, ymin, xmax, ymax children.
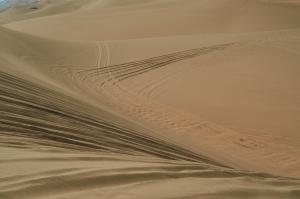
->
<box><xmin>1</xmin><ymin>0</ymin><xmax>300</xmax><ymax>198</ymax></box>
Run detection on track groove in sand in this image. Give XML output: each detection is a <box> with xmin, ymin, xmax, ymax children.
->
<box><xmin>51</xmin><ymin>41</ymin><xmax>300</xmax><ymax>182</ymax></box>
<box><xmin>93</xmin><ymin>43</ymin><xmax>235</xmax><ymax>85</ymax></box>
<box><xmin>0</xmin><ymin>71</ymin><xmax>222</xmax><ymax>163</ymax></box>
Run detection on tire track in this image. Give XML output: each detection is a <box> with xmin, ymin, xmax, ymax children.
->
<box><xmin>1</xmin><ymin>42</ymin><xmax>300</xmax><ymax>199</ymax></box>
<box><xmin>0</xmin><ymin>71</ymin><xmax>223</xmax><ymax>163</ymax></box>
<box><xmin>91</xmin><ymin>43</ymin><xmax>234</xmax><ymax>84</ymax></box>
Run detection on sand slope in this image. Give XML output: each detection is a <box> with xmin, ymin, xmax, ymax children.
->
<box><xmin>1</xmin><ymin>0</ymin><xmax>300</xmax><ymax>198</ymax></box>
<box><xmin>5</xmin><ymin>0</ymin><xmax>300</xmax><ymax>40</ymax></box>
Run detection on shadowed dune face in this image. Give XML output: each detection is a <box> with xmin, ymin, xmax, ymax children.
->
<box><xmin>1</xmin><ymin>0</ymin><xmax>300</xmax><ymax>198</ymax></box>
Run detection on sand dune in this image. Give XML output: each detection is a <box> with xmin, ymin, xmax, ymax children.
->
<box><xmin>1</xmin><ymin>0</ymin><xmax>300</xmax><ymax>198</ymax></box>
<box><xmin>5</xmin><ymin>0</ymin><xmax>300</xmax><ymax>40</ymax></box>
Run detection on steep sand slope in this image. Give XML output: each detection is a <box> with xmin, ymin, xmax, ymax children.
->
<box><xmin>0</xmin><ymin>26</ymin><xmax>300</xmax><ymax>199</ymax></box>
<box><xmin>5</xmin><ymin>0</ymin><xmax>300</xmax><ymax>176</ymax></box>
<box><xmin>1</xmin><ymin>0</ymin><xmax>300</xmax><ymax>198</ymax></box>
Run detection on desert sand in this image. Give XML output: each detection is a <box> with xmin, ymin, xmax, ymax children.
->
<box><xmin>0</xmin><ymin>0</ymin><xmax>300</xmax><ymax>198</ymax></box>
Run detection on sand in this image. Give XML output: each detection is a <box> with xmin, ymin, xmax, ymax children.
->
<box><xmin>0</xmin><ymin>0</ymin><xmax>300</xmax><ymax>198</ymax></box>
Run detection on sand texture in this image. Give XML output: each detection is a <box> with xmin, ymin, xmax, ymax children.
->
<box><xmin>1</xmin><ymin>0</ymin><xmax>300</xmax><ymax>198</ymax></box>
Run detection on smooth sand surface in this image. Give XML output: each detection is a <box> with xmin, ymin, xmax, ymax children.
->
<box><xmin>1</xmin><ymin>0</ymin><xmax>300</xmax><ymax>198</ymax></box>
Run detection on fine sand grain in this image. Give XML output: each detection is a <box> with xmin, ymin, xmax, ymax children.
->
<box><xmin>1</xmin><ymin>0</ymin><xmax>300</xmax><ymax>198</ymax></box>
